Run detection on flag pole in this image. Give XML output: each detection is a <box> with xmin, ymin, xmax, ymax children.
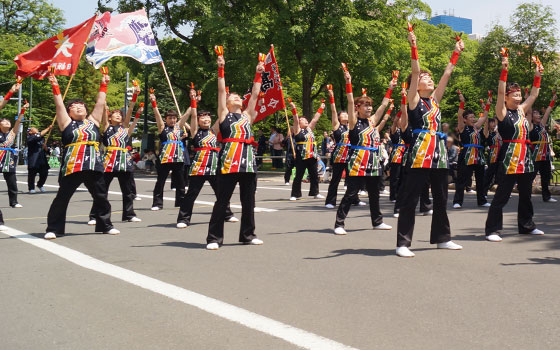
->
<box><xmin>269</xmin><ymin>44</ymin><xmax>296</xmax><ymax>158</ymax></box>
<box><xmin>160</xmin><ymin>61</ymin><xmax>188</xmax><ymax>134</ymax></box>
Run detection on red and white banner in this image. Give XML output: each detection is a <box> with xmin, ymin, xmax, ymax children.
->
<box><xmin>14</xmin><ymin>15</ymin><xmax>96</xmax><ymax>79</ymax></box>
<box><xmin>244</xmin><ymin>46</ymin><xmax>286</xmax><ymax>123</ymax></box>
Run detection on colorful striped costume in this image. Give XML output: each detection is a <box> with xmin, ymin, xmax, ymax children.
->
<box><xmin>219</xmin><ymin>112</ymin><xmax>256</xmax><ymax>174</ymax></box>
<box><xmin>331</xmin><ymin>124</ymin><xmax>350</xmax><ymax>163</ymax></box>
<box><xmin>530</xmin><ymin>123</ymin><xmax>551</xmax><ymax>162</ymax></box>
<box><xmin>498</xmin><ymin>108</ymin><xmax>534</xmax><ymax>174</ymax></box>
<box><xmin>61</xmin><ymin>120</ymin><xmax>103</xmax><ymax>176</ymax></box>
<box><xmin>389</xmin><ymin>130</ymin><xmax>407</xmax><ymax>165</ymax></box>
<box><xmin>485</xmin><ymin>131</ymin><xmax>501</xmax><ymax>164</ymax></box>
<box><xmin>295</xmin><ymin>128</ymin><xmax>316</xmax><ymax>160</ymax></box>
<box><xmin>407</xmin><ymin>97</ymin><xmax>448</xmax><ymax>169</ymax></box>
<box><xmin>0</xmin><ymin>132</ymin><xmax>17</xmax><ymax>173</ymax></box>
<box><xmin>102</xmin><ymin>125</ymin><xmax>132</xmax><ymax>172</ymax></box>
<box><xmin>158</xmin><ymin>125</ymin><xmax>184</xmax><ymax>164</ymax></box>
<box><xmin>189</xmin><ymin>128</ymin><xmax>219</xmax><ymax>176</ymax></box>
<box><xmin>347</xmin><ymin>118</ymin><xmax>381</xmax><ymax>176</ymax></box>
<box><xmin>459</xmin><ymin>125</ymin><xmax>485</xmax><ymax>166</ymax></box>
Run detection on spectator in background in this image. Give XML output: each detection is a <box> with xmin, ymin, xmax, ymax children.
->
<box><xmin>447</xmin><ymin>136</ymin><xmax>459</xmax><ymax>184</ymax></box>
<box><xmin>270</xmin><ymin>127</ymin><xmax>284</xmax><ymax>169</ymax></box>
<box><xmin>256</xmin><ymin>129</ymin><xmax>267</xmax><ymax>167</ymax></box>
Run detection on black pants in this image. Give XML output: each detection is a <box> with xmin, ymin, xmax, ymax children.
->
<box><xmin>485</xmin><ymin>171</ymin><xmax>536</xmax><ymax>235</ymax></box>
<box><xmin>0</xmin><ymin>208</ymin><xmax>4</xmax><ymax>225</ymax></box>
<box><xmin>130</xmin><ymin>172</ymin><xmax>137</xmax><ymax>197</ymax></box>
<box><xmin>28</xmin><ymin>166</ymin><xmax>48</xmax><ymax>191</ymax></box>
<box><xmin>483</xmin><ymin>162</ymin><xmax>499</xmax><ymax>197</ymax></box>
<box><xmin>453</xmin><ymin>163</ymin><xmax>487</xmax><ymax>206</ymax></box>
<box><xmin>291</xmin><ymin>157</ymin><xmax>319</xmax><ymax>198</ymax></box>
<box><xmin>207</xmin><ymin>172</ymin><xmax>256</xmax><ymax>245</ymax></box>
<box><xmin>394</xmin><ymin>165</ymin><xmax>432</xmax><ymax>214</ymax></box>
<box><xmin>170</xmin><ymin>163</ymin><xmax>190</xmax><ymax>189</ymax></box>
<box><xmin>153</xmin><ymin>162</ymin><xmax>185</xmax><ymax>208</ymax></box>
<box><xmin>389</xmin><ymin>163</ymin><xmax>402</xmax><ymax>201</ymax></box>
<box><xmin>3</xmin><ymin>172</ymin><xmax>18</xmax><ymax>206</ymax></box>
<box><xmin>284</xmin><ymin>155</ymin><xmax>295</xmax><ymax>183</ymax></box>
<box><xmin>326</xmin><ymin>162</ymin><xmax>359</xmax><ymax>206</ymax></box>
<box><xmin>532</xmin><ymin>161</ymin><xmax>552</xmax><ymax>201</ymax></box>
<box><xmin>396</xmin><ymin>168</ymin><xmax>451</xmax><ymax>247</ymax></box>
<box><xmin>335</xmin><ymin>176</ymin><xmax>382</xmax><ymax>228</ymax></box>
<box><xmin>177</xmin><ymin>175</ymin><xmax>234</xmax><ymax>225</ymax></box>
<box><xmin>90</xmin><ymin>172</ymin><xmax>136</xmax><ymax>221</ymax></box>
<box><xmin>46</xmin><ymin>171</ymin><xmax>113</xmax><ymax>235</ymax></box>
<box><xmin>271</xmin><ymin>149</ymin><xmax>283</xmax><ymax>168</ymax></box>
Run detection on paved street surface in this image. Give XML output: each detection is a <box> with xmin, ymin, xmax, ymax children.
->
<box><xmin>1</xmin><ymin>170</ymin><xmax>559</xmax><ymax>349</ymax></box>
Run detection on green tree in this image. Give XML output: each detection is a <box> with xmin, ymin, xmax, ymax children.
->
<box><xmin>0</xmin><ymin>0</ymin><xmax>65</xmax><ymax>39</ymax></box>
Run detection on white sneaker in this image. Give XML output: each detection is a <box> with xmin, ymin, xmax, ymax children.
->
<box><xmin>285</xmin><ymin>182</ymin><xmax>290</xmax><ymax>186</ymax></box>
<box><xmin>249</xmin><ymin>238</ymin><xmax>263</xmax><ymax>245</ymax></box>
<box><xmin>325</xmin><ymin>204</ymin><xmax>335</xmax><ymax>209</ymax></box>
<box><xmin>127</xmin><ymin>217</ymin><xmax>142</xmax><ymax>222</ymax></box>
<box><xmin>453</xmin><ymin>203</ymin><xmax>461</xmax><ymax>209</ymax></box>
<box><xmin>227</xmin><ymin>216</ymin><xmax>239</xmax><ymax>222</ymax></box>
<box><xmin>87</xmin><ymin>219</ymin><xmax>96</xmax><ymax>226</ymax></box>
<box><xmin>151</xmin><ymin>206</ymin><xmax>161</xmax><ymax>211</ymax></box>
<box><xmin>44</xmin><ymin>232</ymin><xmax>56</xmax><ymax>240</ymax></box>
<box><xmin>437</xmin><ymin>241</ymin><xmax>463</xmax><ymax>250</ymax></box>
<box><xmin>343</xmin><ymin>186</ymin><xmax>347</xmax><ymax>190</ymax></box>
<box><xmin>358</xmin><ymin>190</ymin><xmax>367</xmax><ymax>196</ymax></box>
<box><xmin>390</xmin><ymin>199</ymin><xmax>396</xmax><ymax>203</ymax></box>
<box><xmin>176</xmin><ymin>222</ymin><xmax>187</xmax><ymax>228</ymax></box>
<box><xmin>393</xmin><ymin>213</ymin><xmax>399</xmax><ymax>218</ymax></box>
<box><xmin>530</xmin><ymin>228</ymin><xmax>544</xmax><ymax>235</ymax></box>
<box><xmin>334</xmin><ymin>227</ymin><xmax>347</xmax><ymax>235</ymax></box>
<box><xmin>545</xmin><ymin>198</ymin><xmax>557</xmax><ymax>203</ymax></box>
<box><xmin>0</xmin><ymin>225</ymin><xmax>8</xmax><ymax>231</ymax></box>
<box><xmin>422</xmin><ymin>210</ymin><xmax>433</xmax><ymax>216</ymax></box>
<box><xmin>134</xmin><ymin>196</ymin><xmax>142</xmax><ymax>200</ymax></box>
<box><xmin>396</xmin><ymin>246</ymin><xmax>415</xmax><ymax>257</ymax></box>
<box><xmin>467</xmin><ymin>189</ymin><xmax>476</xmax><ymax>193</ymax></box>
<box><xmin>381</xmin><ymin>189</ymin><xmax>390</xmax><ymax>195</ymax></box>
<box><xmin>289</xmin><ymin>197</ymin><xmax>297</xmax><ymax>201</ymax></box>
<box><xmin>29</xmin><ymin>189</ymin><xmax>36</xmax><ymax>194</ymax></box>
<box><xmin>105</xmin><ymin>228</ymin><xmax>120</xmax><ymax>235</ymax></box>
<box><xmin>486</xmin><ymin>234</ymin><xmax>502</xmax><ymax>242</ymax></box>
<box><xmin>39</xmin><ymin>187</ymin><xmax>46</xmax><ymax>193</ymax></box>
<box><xmin>206</xmin><ymin>242</ymin><xmax>219</xmax><ymax>250</ymax></box>
<box><xmin>480</xmin><ymin>202</ymin><xmax>491</xmax><ymax>207</ymax></box>
<box><xmin>358</xmin><ymin>201</ymin><xmax>366</xmax><ymax>206</ymax></box>
<box><xmin>314</xmin><ymin>194</ymin><xmax>325</xmax><ymax>199</ymax></box>
<box><xmin>13</xmin><ymin>204</ymin><xmax>22</xmax><ymax>208</ymax></box>
<box><xmin>373</xmin><ymin>223</ymin><xmax>392</xmax><ymax>230</ymax></box>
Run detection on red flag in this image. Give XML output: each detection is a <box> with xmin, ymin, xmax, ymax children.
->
<box><xmin>243</xmin><ymin>45</ymin><xmax>286</xmax><ymax>123</ymax></box>
<box><xmin>14</xmin><ymin>15</ymin><xmax>96</xmax><ymax>79</ymax></box>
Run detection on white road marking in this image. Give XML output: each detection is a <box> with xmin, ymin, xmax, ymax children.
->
<box><xmin>1</xmin><ymin>226</ymin><xmax>358</xmax><ymax>350</ymax></box>
<box><xmin>8</xmin><ymin>181</ymin><xmax>277</xmax><ymax>213</ymax></box>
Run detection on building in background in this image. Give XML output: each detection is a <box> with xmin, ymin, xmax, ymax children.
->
<box><xmin>428</xmin><ymin>13</ymin><xmax>472</xmax><ymax>34</ymax></box>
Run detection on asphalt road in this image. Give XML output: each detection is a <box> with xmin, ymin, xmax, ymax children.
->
<box><xmin>1</xmin><ymin>170</ymin><xmax>559</xmax><ymax>350</ymax></box>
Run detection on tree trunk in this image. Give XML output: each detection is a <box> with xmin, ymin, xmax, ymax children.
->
<box><xmin>302</xmin><ymin>69</ymin><xmax>313</xmax><ymax>119</ymax></box>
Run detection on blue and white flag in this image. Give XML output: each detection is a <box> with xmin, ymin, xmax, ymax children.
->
<box><xmin>86</xmin><ymin>9</ymin><xmax>162</xmax><ymax>68</ymax></box>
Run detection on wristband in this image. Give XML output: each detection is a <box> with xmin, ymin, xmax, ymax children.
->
<box><xmin>485</xmin><ymin>103</ymin><xmax>491</xmax><ymax>112</ymax></box>
<box><xmin>499</xmin><ymin>69</ymin><xmax>508</xmax><ymax>82</ymax></box>
<box><xmin>99</xmin><ymin>83</ymin><xmax>108</xmax><ymax>93</ymax></box>
<box><xmin>291</xmin><ymin>108</ymin><xmax>298</xmax><ymax>116</ymax></box>
<box><xmin>345</xmin><ymin>83</ymin><xmax>352</xmax><ymax>94</ymax></box>
<box><xmin>396</xmin><ymin>111</ymin><xmax>402</xmax><ymax>118</ymax></box>
<box><xmin>384</xmin><ymin>88</ymin><xmax>393</xmax><ymax>99</ymax></box>
<box><xmin>19</xmin><ymin>108</ymin><xmax>26</xmax><ymax>115</ymax></box>
<box><xmin>190</xmin><ymin>99</ymin><xmax>197</xmax><ymax>108</ymax></box>
<box><xmin>411</xmin><ymin>46</ymin><xmax>418</xmax><ymax>60</ymax></box>
<box><xmin>550</xmin><ymin>100</ymin><xmax>555</xmax><ymax>108</ymax></box>
<box><xmin>459</xmin><ymin>102</ymin><xmax>465</xmax><ymax>110</ymax></box>
<box><xmin>131</xmin><ymin>93</ymin><xmax>138</xmax><ymax>102</ymax></box>
<box><xmin>401</xmin><ymin>95</ymin><xmax>407</xmax><ymax>105</ymax></box>
<box><xmin>317</xmin><ymin>107</ymin><xmax>324</xmax><ymax>114</ymax></box>
<box><xmin>533</xmin><ymin>75</ymin><xmax>541</xmax><ymax>88</ymax></box>
<box><xmin>450</xmin><ymin>51</ymin><xmax>460</xmax><ymax>65</ymax></box>
<box><xmin>151</xmin><ymin>100</ymin><xmax>157</xmax><ymax>108</ymax></box>
<box><xmin>52</xmin><ymin>85</ymin><xmax>61</xmax><ymax>96</ymax></box>
<box><xmin>3</xmin><ymin>90</ymin><xmax>13</xmax><ymax>101</ymax></box>
<box><xmin>135</xmin><ymin>111</ymin><xmax>141</xmax><ymax>119</ymax></box>
<box><xmin>329</xmin><ymin>96</ymin><xmax>335</xmax><ymax>104</ymax></box>
<box><xmin>218</xmin><ymin>67</ymin><xmax>225</xmax><ymax>78</ymax></box>
<box><xmin>253</xmin><ymin>73</ymin><xmax>262</xmax><ymax>84</ymax></box>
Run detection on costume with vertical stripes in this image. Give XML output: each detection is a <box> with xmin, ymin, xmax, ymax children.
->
<box><xmin>331</xmin><ymin>124</ymin><xmax>350</xmax><ymax>163</ymax></box>
<box><xmin>389</xmin><ymin>129</ymin><xmax>407</xmax><ymax>164</ymax></box>
<box><xmin>102</xmin><ymin>125</ymin><xmax>132</xmax><ymax>172</ymax></box>
<box><xmin>294</xmin><ymin>128</ymin><xmax>316</xmax><ymax>160</ymax></box>
<box><xmin>347</xmin><ymin>118</ymin><xmax>381</xmax><ymax>176</ymax></box>
<box><xmin>407</xmin><ymin>97</ymin><xmax>448</xmax><ymax>169</ymax></box>
<box><xmin>529</xmin><ymin>123</ymin><xmax>551</xmax><ymax>162</ymax></box>
<box><xmin>219</xmin><ymin>112</ymin><xmax>256</xmax><ymax>174</ymax></box>
<box><xmin>189</xmin><ymin>128</ymin><xmax>219</xmax><ymax>176</ymax></box>
<box><xmin>485</xmin><ymin>131</ymin><xmax>501</xmax><ymax>164</ymax></box>
<box><xmin>158</xmin><ymin>125</ymin><xmax>184</xmax><ymax>164</ymax></box>
<box><xmin>61</xmin><ymin>120</ymin><xmax>103</xmax><ymax>176</ymax></box>
<box><xmin>0</xmin><ymin>131</ymin><xmax>17</xmax><ymax>173</ymax></box>
<box><xmin>458</xmin><ymin>125</ymin><xmax>485</xmax><ymax>166</ymax></box>
<box><xmin>498</xmin><ymin>108</ymin><xmax>533</xmax><ymax>174</ymax></box>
